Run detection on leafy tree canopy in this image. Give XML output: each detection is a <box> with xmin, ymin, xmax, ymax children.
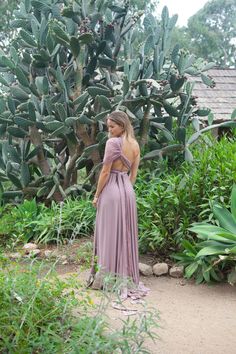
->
<box><xmin>187</xmin><ymin>0</ymin><xmax>236</xmax><ymax>67</ymax></box>
<box><xmin>0</xmin><ymin>0</ymin><xmax>18</xmax><ymax>31</ymax></box>
<box><xmin>0</xmin><ymin>0</ymin><xmax>18</xmax><ymax>51</ymax></box>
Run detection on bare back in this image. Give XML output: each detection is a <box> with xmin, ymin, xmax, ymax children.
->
<box><xmin>111</xmin><ymin>137</ymin><xmax>140</xmax><ymax>172</ymax></box>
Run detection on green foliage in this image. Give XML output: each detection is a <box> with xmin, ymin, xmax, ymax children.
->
<box><xmin>136</xmin><ymin>136</ymin><xmax>236</xmax><ymax>254</ymax></box>
<box><xmin>0</xmin><ymin>263</ymin><xmax>89</xmax><ymax>352</ymax></box>
<box><xmin>0</xmin><ymin>0</ymin><xmax>145</xmax><ymax>202</ymax></box>
<box><xmin>0</xmin><ymin>260</ymin><xmax>158</xmax><ymax>352</ymax></box>
<box><xmin>0</xmin><ymin>0</ymin><xmax>18</xmax><ymax>50</ymax></box>
<box><xmin>2</xmin><ymin>136</ymin><xmax>236</xmax><ymax>257</ymax></box>
<box><xmin>0</xmin><ymin>197</ymin><xmax>95</xmax><ymax>246</ymax></box>
<box><xmin>77</xmin><ymin>241</ymin><xmax>93</xmax><ymax>269</ymax></box>
<box><xmin>32</xmin><ymin>198</ymin><xmax>95</xmax><ymax>244</ymax></box>
<box><xmin>174</xmin><ymin>185</ymin><xmax>236</xmax><ymax>284</ymax></box>
<box><xmin>187</xmin><ymin>0</ymin><xmax>236</xmax><ymax>68</ymax></box>
<box><xmin>0</xmin><ymin>0</ymin><xmax>226</xmax><ymax>203</ymax></box>
<box><xmin>0</xmin><ymin>199</ymin><xmax>39</xmax><ymax>246</ymax></box>
<box><xmin>173</xmin><ymin>0</ymin><xmax>236</xmax><ymax>68</ymax></box>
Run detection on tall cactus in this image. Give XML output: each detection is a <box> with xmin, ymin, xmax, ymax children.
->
<box><xmin>0</xmin><ymin>1</ymin><xmax>234</xmax><ymax>202</ymax></box>
<box><xmin>0</xmin><ymin>0</ymin><xmax>144</xmax><ymax>201</ymax></box>
<box><xmin>116</xmin><ymin>7</ymin><xmax>236</xmax><ymax>160</ymax></box>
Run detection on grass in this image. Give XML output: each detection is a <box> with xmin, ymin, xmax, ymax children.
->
<box><xmin>0</xmin><ymin>253</ymin><xmax>159</xmax><ymax>353</ymax></box>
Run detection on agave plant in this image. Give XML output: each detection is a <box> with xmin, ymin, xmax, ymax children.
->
<box><xmin>175</xmin><ymin>185</ymin><xmax>236</xmax><ymax>284</ymax></box>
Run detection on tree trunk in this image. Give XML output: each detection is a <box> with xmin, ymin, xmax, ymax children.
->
<box><xmin>139</xmin><ymin>102</ymin><xmax>151</xmax><ymax>147</ymax></box>
<box><xmin>29</xmin><ymin>126</ymin><xmax>51</xmax><ymax>175</ymax></box>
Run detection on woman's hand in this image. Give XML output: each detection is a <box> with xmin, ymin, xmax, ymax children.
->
<box><xmin>92</xmin><ymin>196</ymin><xmax>98</xmax><ymax>208</ymax></box>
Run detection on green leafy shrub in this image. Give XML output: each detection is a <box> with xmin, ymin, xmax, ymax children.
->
<box><xmin>136</xmin><ymin>137</ymin><xmax>236</xmax><ymax>254</ymax></box>
<box><xmin>0</xmin><ymin>199</ymin><xmax>39</xmax><ymax>246</ymax></box>
<box><xmin>0</xmin><ymin>262</ymin><xmax>97</xmax><ymax>352</ymax></box>
<box><xmin>32</xmin><ymin>198</ymin><xmax>95</xmax><ymax>244</ymax></box>
<box><xmin>1</xmin><ymin>136</ymin><xmax>236</xmax><ymax>258</ymax></box>
<box><xmin>0</xmin><ymin>259</ymin><xmax>158</xmax><ymax>353</ymax></box>
<box><xmin>174</xmin><ymin>185</ymin><xmax>236</xmax><ymax>284</ymax></box>
<box><xmin>0</xmin><ymin>197</ymin><xmax>95</xmax><ymax>246</ymax></box>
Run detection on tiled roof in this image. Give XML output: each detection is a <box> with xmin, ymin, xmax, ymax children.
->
<box><xmin>189</xmin><ymin>69</ymin><xmax>236</xmax><ymax>121</ymax></box>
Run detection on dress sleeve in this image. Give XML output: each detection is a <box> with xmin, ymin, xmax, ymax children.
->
<box><xmin>103</xmin><ymin>138</ymin><xmax>121</xmax><ymax>165</ymax></box>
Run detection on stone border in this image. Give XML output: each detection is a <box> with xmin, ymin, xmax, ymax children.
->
<box><xmin>139</xmin><ymin>262</ymin><xmax>184</xmax><ymax>278</ymax></box>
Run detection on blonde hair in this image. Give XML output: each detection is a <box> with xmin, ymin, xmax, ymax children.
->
<box><xmin>106</xmin><ymin>111</ymin><xmax>135</xmax><ymax>140</ymax></box>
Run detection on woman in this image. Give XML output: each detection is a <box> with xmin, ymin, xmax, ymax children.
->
<box><xmin>88</xmin><ymin>111</ymin><xmax>148</xmax><ymax>299</ymax></box>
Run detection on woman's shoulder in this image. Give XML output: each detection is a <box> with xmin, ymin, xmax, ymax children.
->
<box><xmin>105</xmin><ymin>137</ymin><xmax>120</xmax><ymax>149</ymax></box>
<box><xmin>108</xmin><ymin>137</ymin><xmax>120</xmax><ymax>142</ymax></box>
<box><xmin>106</xmin><ymin>137</ymin><xmax>120</xmax><ymax>145</ymax></box>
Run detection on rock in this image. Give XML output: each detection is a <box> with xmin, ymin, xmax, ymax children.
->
<box><xmin>60</xmin><ymin>255</ymin><xmax>67</xmax><ymax>261</ymax></box>
<box><xmin>44</xmin><ymin>250</ymin><xmax>54</xmax><ymax>258</ymax></box>
<box><xmin>169</xmin><ymin>265</ymin><xmax>184</xmax><ymax>278</ymax></box>
<box><xmin>62</xmin><ymin>260</ymin><xmax>68</xmax><ymax>265</ymax></box>
<box><xmin>23</xmin><ymin>243</ymin><xmax>38</xmax><ymax>253</ymax></box>
<box><xmin>9</xmin><ymin>252</ymin><xmax>22</xmax><ymax>260</ymax></box>
<box><xmin>28</xmin><ymin>249</ymin><xmax>41</xmax><ymax>257</ymax></box>
<box><xmin>139</xmin><ymin>263</ymin><xmax>153</xmax><ymax>276</ymax></box>
<box><xmin>153</xmin><ymin>263</ymin><xmax>168</xmax><ymax>276</ymax></box>
<box><xmin>179</xmin><ymin>279</ymin><xmax>187</xmax><ymax>286</ymax></box>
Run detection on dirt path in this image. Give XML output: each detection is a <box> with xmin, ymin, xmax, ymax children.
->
<box><xmin>137</xmin><ymin>276</ymin><xmax>236</xmax><ymax>354</ymax></box>
<box><xmin>60</xmin><ymin>269</ymin><xmax>236</xmax><ymax>354</ymax></box>
<box><xmin>9</xmin><ymin>239</ymin><xmax>236</xmax><ymax>354</ymax></box>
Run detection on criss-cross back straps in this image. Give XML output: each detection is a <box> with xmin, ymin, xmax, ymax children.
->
<box><xmin>103</xmin><ymin>136</ymin><xmax>132</xmax><ymax>170</ymax></box>
<box><xmin>118</xmin><ymin>136</ymin><xmax>131</xmax><ymax>169</ymax></box>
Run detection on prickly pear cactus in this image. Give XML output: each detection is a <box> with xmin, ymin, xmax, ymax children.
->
<box><xmin>0</xmin><ymin>0</ymin><xmax>144</xmax><ymax>201</ymax></box>
<box><xmin>0</xmin><ymin>1</ymin><xmax>233</xmax><ymax>202</ymax></box>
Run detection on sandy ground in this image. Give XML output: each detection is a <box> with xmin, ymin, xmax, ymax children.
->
<box><xmin>66</xmin><ymin>269</ymin><xmax>236</xmax><ymax>354</ymax></box>
<box><xmin>139</xmin><ymin>276</ymin><xmax>236</xmax><ymax>354</ymax></box>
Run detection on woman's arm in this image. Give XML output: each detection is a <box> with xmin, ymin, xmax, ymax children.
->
<box><xmin>92</xmin><ymin>138</ymin><xmax>117</xmax><ymax>207</ymax></box>
<box><xmin>129</xmin><ymin>153</ymin><xmax>140</xmax><ymax>185</ymax></box>
<box><xmin>92</xmin><ymin>163</ymin><xmax>112</xmax><ymax>207</ymax></box>
<box><xmin>95</xmin><ymin>163</ymin><xmax>112</xmax><ymax>197</ymax></box>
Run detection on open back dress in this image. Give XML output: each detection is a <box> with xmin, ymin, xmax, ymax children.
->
<box><xmin>88</xmin><ymin>136</ymin><xmax>148</xmax><ymax>298</ymax></box>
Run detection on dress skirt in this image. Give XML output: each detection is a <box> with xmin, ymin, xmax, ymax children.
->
<box><xmin>90</xmin><ymin>169</ymin><xmax>140</xmax><ymax>288</ymax></box>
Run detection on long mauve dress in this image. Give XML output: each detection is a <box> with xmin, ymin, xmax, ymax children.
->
<box><xmin>88</xmin><ymin>136</ymin><xmax>148</xmax><ymax>298</ymax></box>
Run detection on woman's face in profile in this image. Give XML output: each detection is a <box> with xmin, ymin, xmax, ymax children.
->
<box><xmin>107</xmin><ymin>118</ymin><xmax>124</xmax><ymax>137</ymax></box>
